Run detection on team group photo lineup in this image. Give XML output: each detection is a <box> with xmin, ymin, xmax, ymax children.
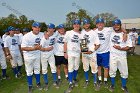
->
<box><xmin>0</xmin><ymin>1</ymin><xmax>140</xmax><ymax>93</ymax></box>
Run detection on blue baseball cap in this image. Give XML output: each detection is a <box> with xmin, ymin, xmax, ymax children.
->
<box><xmin>73</xmin><ymin>19</ymin><xmax>81</xmax><ymax>25</ymax></box>
<box><xmin>83</xmin><ymin>19</ymin><xmax>90</xmax><ymax>24</ymax></box>
<box><xmin>96</xmin><ymin>18</ymin><xmax>104</xmax><ymax>24</ymax></box>
<box><xmin>23</xmin><ymin>28</ymin><xmax>30</xmax><ymax>32</ymax></box>
<box><xmin>57</xmin><ymin>24</ymin><xmax>65</xmax><ymax>29</ymax></box>
<box><xmin>32</xmin><ymin>22</ymin><xmax>41</xmax><ymax>27</ymax></box>
<box><xmin>7</xmin><ymin>26</ymin><xmax>15</xmax><ymax>31</ymax></box>
<box><xmin>15</xmin><ymin>28</ymin><xmax>20</xmax><ymax>31</ymax></box>
<box><xmin>48</xmin><ymin>23</ymin><xmax>55</xmax><ymax>29</ymax></box>
<box><xmin>112</xmin><ymin>19</ymin><xmax>121</xmax><ymax>25</ymax></box>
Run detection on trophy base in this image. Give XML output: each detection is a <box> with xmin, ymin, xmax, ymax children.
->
<box><xmin>81</xmin><ymin>48</ymin><xmax>88</xmax><ymax>52</ymax></box>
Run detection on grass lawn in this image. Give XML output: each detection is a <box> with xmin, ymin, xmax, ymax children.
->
<box><xmin>0</xmin><ymin>55</ymin><xmax>140</xmax><ymax>93</ymax></box>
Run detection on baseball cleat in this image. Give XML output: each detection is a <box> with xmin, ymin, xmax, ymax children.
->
<box><xmin>28</xmin><ymin>86</ymin><xmax>33</xmax><ymax>93</ymax></box>
<box><xmin>64</xmin><ymin>83</ymin><xmax>73</xmax><ymax>93</ymax></box>
<box><xmin>36</xmin><ymin>83</ymin><xmax>42</xmax><ymax>90</ymax></box>
<box><xmin>83</xmin><ymin>81</ymin><xmax>89</xmax><ymax>88</ymax></box>
<box><xmin>121</xmin><ymin>86</ymin><xmax>129</xmax><ymax>93</ymax></box>
<box><xmin>73</xmin><ymin>79</ymin><xmax>78</xmax><ymax>87</ymax></box>
<box><xmin>44</xmin><ymin>83</ymin><xmax>48</xmax><ymax>91</ymax></box>
<box><xmin>94</xmin><ymin>83</ymin><xmax>100</xmax><ymax>91</ymax></box>
<box><xmin>109</xmin><ymin>85</ymin><xmax>115</xmax><ymax>92</ymax></box>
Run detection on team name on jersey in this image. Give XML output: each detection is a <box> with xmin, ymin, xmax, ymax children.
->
<box><xmin>71</xmin><ymin>35</ymin><xmax>79</xmax><ymax>43</ymax></box>
<box><xmin>98</xmin><ymin>33</ymin><xmax>105</xmax><ymax>40</ymax></box>
<box><xmin>12</xmin><ymin>39</ymin><xmax>18</xmax><ymax>45</ymax></box>
<box><xmin>49</xmin><ymin>38</ymin><xmax>55</xmax><ymax>46</ymax></box>
<box><xmin>35</xmin><ymin>38</ymin><xmax>41</xmax><ymax>44</ymax></box>
<box><xmin>57</xmin><ymin>37</ymin><xmax>64</xmax><ymax>44</ymax></box>
<box><xmin>111</xmin><ymin>35</ymin><xmax>120</xmax><ymax>44</ymax></box>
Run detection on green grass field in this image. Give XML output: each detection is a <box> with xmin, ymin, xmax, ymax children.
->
<box><xmin>0</xmin><ymin>55</ymin><xmax>140</xmax><ymax>93</ymax></box>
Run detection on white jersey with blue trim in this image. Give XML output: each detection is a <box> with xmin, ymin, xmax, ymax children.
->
<box><xmin>0</xmin><ymin>37</ymin><xmax>3</xmax><ymax>49</ymax></box>
<box><xmin>64</xmin><ymin>30</ymin><xmax>81</xmax><ymax>57</ymax></box>
<box><xmin>81</xmin><ymin>29</ymin><xmax>100</xmax><ymax>54</ymax></box>
<box><xmin>21</xmin><ymin>31</ymin><xmax>44</xmax><ymax>57</ymax></box>
<box><xmin>4</xmin><ymin>35</ymin><xmax>20</xmax><ymax>54</ymax></box>
<box><xmin>54</xmin><ymin>33</ymin><xmax>65</xmax><ymax>56</ymax></box>
<box><xmin>95</xmin><ymin>27</ymin><xmax>113</xmax><ymax>54</ymax></box>
<box><xmin>40</xmin><ymin>34</ymin><xmax>56</xmax><ymax>55</ymax></box>
<box><xmin>110</xmin><ymin>31</ymin><xmax>132</xmax><ymax>56</ymax></box>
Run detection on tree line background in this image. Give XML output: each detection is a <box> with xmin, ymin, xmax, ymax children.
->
<box><xmin>0</xmin><ymin>9</ymin><xmax>117</xmax><ymax>36</ymax></box>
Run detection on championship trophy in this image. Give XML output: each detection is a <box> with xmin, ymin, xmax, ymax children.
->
<box><xmin>81</xmin><ymin>38</ymin><xmax>88</xmax><ymax>52</ymax></box>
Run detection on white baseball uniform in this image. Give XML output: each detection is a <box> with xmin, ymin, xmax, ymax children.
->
<box><xmin>4</xmin><ymin>35</ymin><xmax>23</xmax><ymax>68</ymax></box>
<box><xmin>54</xmin><ymin>33</ymin><xmax>65</xmax><ymax>56</ymax></box>
<box><xmin>15</xmin><ymin>33</ymin><xmax>23</xmax><ymax>45</ymax></box>
<box><xmin>128</xmin><ymin>32</ymin><xmax>138</xmax><ymax>47</ymax></box>
<box><xmin>64</xmin><ymin>30</ymin><xmax>81</xmax><ymax>72</ymax></box>
<box><xmin>21</xmin><ymin>31</ymin><xmax>44</xmax><ymax>76</ymax></box>
<box><xmin>2</xmin><ymin>34</ymin><xmax>8</xmax><ymax>43</ymax></box>
<box><xmin>81</xmin><ymin>29</ymin><xmax>100</xmax><ymax>73</ymax></box>
<box><xmin>95</xmin><ymin>27</ymin><xmax>113</xmax><ymax>54</ymax></box>
<box><xmin>0</xmin><ymin>37</ymin><xmax>7</xmax><ymax>69</ymax></box>
<box><xmin>40</xmin><ymin>34</ymin><xmax>56</xmax><ymax>74</ymax></box>
<box><xmin>109</xmin><ymin>31</ymin><xmax>132</xmax><ymax>78</ymax></box>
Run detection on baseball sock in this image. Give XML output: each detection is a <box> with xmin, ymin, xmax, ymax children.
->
<box><xmin>12</xmin><ymin>67</ymin><xmax>18</xmax><ymax>75</ymax></box>
<box><xmin>2</xmin><ymin>69</ymin><xmax>6</xmax><ymax>77</ymax></box>
<box><xmin>121</xmin><ymin>78</ymin><xmax>127</xmax><ymax>87</ymax></box>
<box><xmin>35</xmin><ymin>74</ymin><xmax>40</xmax><ymax>84</ymax></box>
<box><xmin>27</xmin><ymin>75</ymin><xmax>32</xmax><ymax>86</ymax></box>
<box><xmin>68</xmin><ymin>72</ymin><xmax>73</xmax><ymax>83</ymax></box>
<box><xmin>58</xmin><ymin>76</ymin><xmax>61</xmax><ymax>79</ymax></box>
<box><xmin>17</xmin><ymin>66</ymin><xmax>22</xmax><ymax>73</ymax></box>
<box><xmin>73</xmin><ymin>70</ymin><xmax>78</xmax><ymax>80</ymax></box>
<box><xmin>98</xmin><ymin>76</ymin><xmax>102</xmax><ymax>81</ymax></box>
<box><xmin>43</xmin><ymin>74</ymin><xmax>48</xmax><ymax>84</ymax></box>
<box><xmin>84</xmin><ymin>71</ymin><xmax>89</xmax><ymax>81</ymax></box>
<box><xmin>93</xmin><ymin>73</ymin><xmax>97</xmax><ymax>83</ymax></box>
<box><xmin>52</xmin><ymin>73</ymin><xmax>57</xmax><ymax>82</ymax></box>
<box><xmin>104</xmin><ymin>78</ymin><xmax>107</xmax><ymax>82</ymax></box>
<box><xmin>110</xmin><ymin>77</ymin><xmax>115</xmax><ymax>86</ymax></box>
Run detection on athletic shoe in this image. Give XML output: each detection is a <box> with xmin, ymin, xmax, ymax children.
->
<box><xmin>36</xmin><ymin>83</ymin><xmax>42</xmax><ymax>90</ymax></box>
<box><xmin>83</xmin><ymin>81</ymin><xmax>89</xmax><ymax>88</ymax></box>
<box><xmin>121</xmin><ymin>86</ymin><xmax>129</xmax><ymax>93</ymax></box>
<box><xmin>109</xmin><ymin>85</ymin><xmax>115</xmax><ymax>92</ymax></box>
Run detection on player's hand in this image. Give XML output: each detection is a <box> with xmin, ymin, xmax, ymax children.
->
<box><xmin>113</xmin><ymin>45</ymin><xmax>121</xmax><ymax>50</ymax></box>
<box><xmin>47</xmin><ymin>46</ymin><xmax>53</xmax><ymax>51</ymax></box>
<box><xmin>34</xmin><ymin>44</ymin><xmax>42</xmax><ymax>50</ymax></box>
<box><xmin>6</xmin><ymin>55</ymin><xmax>12</xmax><ymax>60</ymax></box>
<box><xmin>64</xmin><ymin>53</ymin><xmax>68</xmax><ymax>59</ymax></box>
<box><xmin>83</xmin><ymin>51</ymin><xmax>93</xmax><ymax>54</ymax></box>
<box><xmin>121</xmin><ymin>27</ymin><xmax>127</xmax><ymax>33</ymax></box>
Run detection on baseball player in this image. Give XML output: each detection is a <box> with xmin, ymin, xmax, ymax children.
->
<box><xmin>94</xmin><ymin>18</ymin><xmax>113</xmax><ymax>87</ymax></box>
<box><xmin>22</xmin><ymin>28</ymin><xmax>30</xmax><ymax>35</ymax></box>
<box><xmin>109</xmin><ymin>19</ymin><xmax>131</xmax><ymax>93</ymax></box>
<box><xmin>40</xmin><ymin>23</ymin><xmax>59</xmax><ymax>90</ymax></box>
<box><xmin>0</xmin><ymin>36</ymin><xmax>9</xmax><ymax>80</ymax></box>
<box><xmin>54</xmin><ymin>24</ymin><xmax>68</xmax><ymax>83</ymax></box>
<box><xmin>4</xmin><ymin>26</ymin><xmax>23</xmax><ymax>78</ymax></box>
<box><xmin>14</xmin><ymin>28</ymin><xmax>23</xmax><ymax>45</ymax></box>
<box><xmin>128</xmin><ymin>28</ymin><xmax>138</xmax><ymax>55</ymax></box>
<box><xmin>81</xmin><ymin>19</ymin><xmax>100</xmax><ymax>90</ymax></box>
<box><xmin>21</xmin><ymin>22</ymin><xmax>44</xmax><ymax>93</ymax></box>
<box><xmin>64</xmin><ymin>19</ymin><xmax>81</xmax><ymax>93</ymax></box>
<box><xmin>94</xmin><ymin>18</ymin><xmax>127</xmax><ymax>88</ymax></box>
<box><xmin>2</xmin><ymin>29</ymin><xmax>9</xmax><ymax>43</ymax></box>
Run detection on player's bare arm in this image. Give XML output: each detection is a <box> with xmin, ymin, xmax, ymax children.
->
<box><xmin>64</xmin><ymin>42</ymin><xmax>68</xmax><ymax>59</ymax></box>
<box><xmin>21</xmin><ymin>44</ymin><xmax>41</xmax><ymax>51</ymax></box>
<box><xmin>4</xmin><ymin>47</ymin><xmax>12</xmax><ymax>59</ymax></box>
<box><xmin>40</xmin><ymin>46</ymin><xmax>53</xmax><ymax>51</ymax></box>
<box><xmin>83</xmin><ymin>44</ymin><xmax>100</xmax><ymax>54</ymax></box>
<box><xmin>113</xmin><ymin>45</ymin><xmax>130</xmax><ymax>51</ymax></box>
<box><xmin>121</xmin><ymin>28</ymin><xmax>127</xmax><ymax>42</ymax></box>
